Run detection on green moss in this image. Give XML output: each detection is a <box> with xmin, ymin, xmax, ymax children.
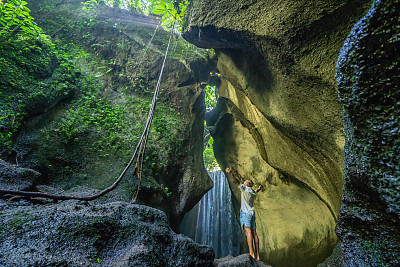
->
<box><xmin>0</xmin><ymin>212</ymin><xmax>33</xmax><ymax>232</ymax></box>
<box><xmin>0</xmin><ymin>0</ymin><xmax>208</xmax><ymax>212</ymax></box>
<box><xmin>0</xmin><ymin>37</ymin><xmax>81</xmax><ymax>154</ymax></box>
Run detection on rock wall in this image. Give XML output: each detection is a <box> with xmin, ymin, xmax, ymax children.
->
<box><xmin>0</xmin><ymin>1</ymin><xmax>213</xmax><ymax>231</ymax></box>
<box><xmin>335</xmin><ymin>0</ymin><xmax>400</xmax><ymax>265</ymax></box>
<box><xmin>0</xmin><ymin>201</ymin><xmax>214</xmax><ymax>266</ymax></box>
<box><xmin>183</xmin><ymin>0</ymin><xmax>371</xmax><ymax>266</ymax></box>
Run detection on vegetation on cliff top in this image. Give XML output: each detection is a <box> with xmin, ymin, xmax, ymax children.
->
<box><xmin>0</xmin><ymin>0</ymin><xmax>207</xmax><ymax>205</ymax></box>
<box><xmin>203</xmin><ymin>84</ymin><xmax>218</xmax><ymax>171</ymax></box>
<box><xmin>102</xmin><ymin>0</ymin><xmax>190</xmax><ymax>30</ymax></box>
<box><xmin>0</xmin><ymin>0</ymin><xmax>46</xmax><ymax>42</ymax></box>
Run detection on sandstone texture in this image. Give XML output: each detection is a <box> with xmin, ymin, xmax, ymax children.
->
<box><xmin>183</xmin><ymin>0</ymin><xmax>371</xmax><ymax>266</ymax></box>
<box><xmin>0</xmin><ymin>201</ymin><xmax>214</xmax><ymax>266</ymax></box>
<box><xmin>335</xmin><ymin>0</ymin><xmax>400</xmax><ymax>265</ymax></box>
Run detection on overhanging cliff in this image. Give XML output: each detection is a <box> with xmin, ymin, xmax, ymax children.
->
<box><xmin>183</xmin><ymin>0</ymin><xmax>371</xmax><ymax>266</ymax></box>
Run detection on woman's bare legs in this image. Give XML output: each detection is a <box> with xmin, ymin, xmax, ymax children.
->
<box><xmin>244</xmin><ymin>226</ymin><xmax>255</xmax><ymax>258</ymax></box>
<box><xmin>252</xmin><ymin>229</ymin><xmax>260</xmax><ymax>260</ymax></box>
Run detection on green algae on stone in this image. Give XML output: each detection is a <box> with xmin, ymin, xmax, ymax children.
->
<box><xmin>0</xmin><ymin>202</ymin><xmax>214</xmax><ymax>266</ymax></box>
<box><xmin>336</xmin><ymin>0</ymin><xmax>400</xmax><ymax>265</ymax></box>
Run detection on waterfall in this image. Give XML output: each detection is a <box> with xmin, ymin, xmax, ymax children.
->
<box><xmin>180</xmin><ymin>170</ymin><xmax>242</xmax><ymax>258</ymax></box>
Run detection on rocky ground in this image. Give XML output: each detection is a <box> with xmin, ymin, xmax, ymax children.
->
<box><xmin>0</xmin><ymin>200</ymin><xmax>214</xmax><ymax>266</ymax></box>
<box><xmin>1</xmin><ymin>0</ymin><xmax>398</xmax><ymax>266</ymax></box>
<box><xmin>214</xmin><ymin>254</ymin><xmax>272</xmax><ymax>267</ymax></box>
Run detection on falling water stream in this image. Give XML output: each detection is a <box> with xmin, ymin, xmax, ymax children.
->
<box><xmin>180</xmin><ymin>170</ymin><xmax>242</xmax><ymax>258</ymax></box>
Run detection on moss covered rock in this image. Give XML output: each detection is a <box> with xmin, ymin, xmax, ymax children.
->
<box><xmin>0</xmin><ymin>201</ymin><xmax>214</xmax><ymax>266</ymax></box>
<box><xmin>0</xmin><ymin>1</ymin><xmax>213</xmax><ymax>231</ymax></box>
<box><xmin>335</xmin><ymin>0</ymin><xmax>400</xmax><ymax>265</ymax></box>
<box><xmin>0</xmin><ymin>160</ymin><xmax>40</xmax><ymax>191</ymax></box>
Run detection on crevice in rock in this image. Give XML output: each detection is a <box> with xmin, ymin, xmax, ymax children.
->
<box><xmin>223</xmin><ymin>98</ymin><xmax>338</xmax><ymax>221</ymax></box>
<box><xmin>177</xmin><ymin>78</ymin><xmax>195</xmax><ymax>87</ymax></box>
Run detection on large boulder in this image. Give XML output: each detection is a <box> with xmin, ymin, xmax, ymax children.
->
<box><xmin>335</xmin><ymin>0</ymin><xmax>400</xmax><ymax>265</ymax></box>
<box><xmin>0</xmin><ymin>201</ymin><xmax>214</xmax><ymax>266</ymax></box>
<box><xmin>0</xmin><ymin>160</ymin><xmax>40</xmax><ymax>191</ymax></box>
<box><xmin>183</xmin><ymin>0</ymin><xmax>371</xmax><ymax>266</ymax></box>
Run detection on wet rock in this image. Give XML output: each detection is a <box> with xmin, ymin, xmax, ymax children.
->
<box><xmin>214</xmin><ymin>254</ymin><xmax>272</xmax><ymax>267</ymax></box>
<box><xmin>0</xmin><ymin>159</ymin><xmax>40</xmax><ymax>191</ymax></box>
<box><xmin>335</xmin><ymin>0</ymin><xmax>400</xmax><ymax>265</ymax></box>
<box><xmin>317</xmin><ymin>242</ymin><xmax>345</xmax><ymax>267</ymax></box>
<box><xmin>0</xmin><ymin>201</ymin><xmax>214</xmax><ymax>266</ymax></box>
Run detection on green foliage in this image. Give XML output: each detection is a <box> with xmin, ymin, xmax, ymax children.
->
<box><xmin>0</xmin><ymin>37</ymin><xmax>81</xmax><ymax>153</ymax></box>
<box><xmin>102</xmin><ymin>0</ymin><xmax>190</xmax><ymax>31</ymax></box>
<box><xmin>144</xmin><ymin>181</ymin><xmax>172</xmax><ymax>197</ymax></box>
<box><xmin>44</xmin><ymin>84</ymin><xmax>185</xmax><ymax>175</ymax></box>
<box><xmin>203</xmin><ymin>135</ymin><xmax>218</xmax><ymax>171</ymax></box>
<box><xmin>82</xmin><ymin>0</ymin><xmax>99</xmax><ymax>16</ymax></box>
<box><xmin>152</xmin><ymin>0</ymin><xmax>190</xmax><ymax>30</ymax></box>
<box><xmin>0</xmin><ymin>93</ymin><xmax>25</xmax><ymax>150</ymax></box>
<box><xmin>148</xmin><ymin>103</ymin><xmax>184</xmax><ymax>173</ymax></box>
<box><xmin>203</xmin><ymin>82</ymin><xmax>218</xmax><ymax>169</ymax></box>
<box><xmin>0</xmin><ymin>0</ymin><xmax>47</xmax><ymax>42</ymax></box>
<box><xmin>105</xmin><ymin>0</ymin><xmax>157</xmax><ymax>13</ymax></box>
<box><xmin>0</xmin><ymin>0</ymin><xmax>195</xmax><ymax>202</ymax></box>
<box><xmin>46</xmin><ymin>88</ymin><xmax>136</xmax><ymax>153</ymax></box>
<box><xmin>205</xmin><ymin>84</ymin><xmax>217</xmax><ymax>111</ymax></box>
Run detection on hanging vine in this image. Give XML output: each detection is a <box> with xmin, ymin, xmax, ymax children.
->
<box><xmin>0</xmin><ymin>0</ymin><xmax>185</xmax><ymax>202</ymax></box>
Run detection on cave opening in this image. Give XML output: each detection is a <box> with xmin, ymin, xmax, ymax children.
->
<box><xmin>180</xmin><ymin>70</ymin><xmax>242</xmax><ymax>259</ymax></box>
<box><xmin>1</xmin><ymin>0</ymin><xmax>397</xmax><ymax>265</ymax></box>
<box><xmin>180</xmin><ymin>170</ymin><xmax>242</xmax><ymax>259</ymax></box>
<box><xmin>203</xmin><ymin>82</ymin><xmax>218</xmax><ymax>172</ymax></box>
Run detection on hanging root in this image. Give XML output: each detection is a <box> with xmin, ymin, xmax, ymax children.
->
<box><xmin>0</xmin><ymin>25</ymin><xmax>176</xmax><ymax>203</ymax></box>
<box><xmin>131</xmin><ymin>24</ymin><xmax>175</xmax><ymax>203</ymax></box>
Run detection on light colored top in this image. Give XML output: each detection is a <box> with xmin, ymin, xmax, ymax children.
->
<box><xmin>239</xmin><ymin>184</ymin><xmax>257</xmax><ymax>216</ymax></box>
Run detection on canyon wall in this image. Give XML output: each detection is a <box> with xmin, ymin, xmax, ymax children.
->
<box><xmin>183</xmin><ymin>0</ymin><xmax>371</xmax><ymax>266</ymax></box>
<box><xmin>335</xmin><ymin>0</ymin><xmax>400</xmax><ymax>265</ymax></box>
<box><xmin>0</xmin><ymin>1</ymin><xmax>213</xmax><ymax>231</ymax></box>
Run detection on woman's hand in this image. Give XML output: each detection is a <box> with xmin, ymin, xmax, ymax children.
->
<box><xmin>256</xmin><ymin>185</ymin><xmax>262</xmax><ymax>192</ymax></box>
<box><xmin>225</xmin><ymin>167</ymin><xmax>231</xmax><ymax>173</ymax></box>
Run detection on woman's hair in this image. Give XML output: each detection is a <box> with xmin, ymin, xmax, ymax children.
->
<box><xmin>246</xmin><ymin>180</ymin><xmax>254</xmax><ymax>187</ymax></box>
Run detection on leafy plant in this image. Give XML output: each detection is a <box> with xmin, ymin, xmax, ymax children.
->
<box><xmin>48</xmin><ymin>89</ymin><xmax>133</xmax><ymax>149</ymax></box>
<box><xmin>203</xmin><ymin>84</ymin><xmax>219</xmax><ymax>170</ymax></box>
<box><xmin>203</xmin><ymin>135</ymin><xmax>218</xmax><ymax>171</ymax></box>
<box><xmin>0</xmin><ymin>0</ymin><xmax>46</xmax><ymax>42</ymax></box>
<box><xmin>102</xmin><ymin>0</ymin><xmax>190</xmax><ymax>31</ymax></box>
<box><xmin>152</xmin><ymin>0</ymin><xmax>190</xmax><ymax>30</ymax></box>
<box><xmin>82</xmin><ymin>0</ymin><xmax>98</xmax><ymax>10</ymax></box>
<box><xmin>0</xmin><ymin>93</ymin><xmax>25</xmax><ymax>150</ymax></box>
<box><xmin>0</xmin><ymin>35</ymin><xmax>80</xmax><ymax>154</ymax></box>
<box><xmin>205</xmin><ymin>84</ymin><xmax>217</xmax><ymax>111</ymax></box>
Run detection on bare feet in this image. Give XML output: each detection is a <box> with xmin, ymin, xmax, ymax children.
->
<box><xmin>251</xmin><ymin>253</ymin><xmax>260</xmax><ymax>261</ymax></box>
<box><xmin>250</xmin><ymin>254</ymin><xmax>260</xmax><ymax>261</ymax></box>
<box><xmin>250</xmin><ymin>253</ymin><xmax>255</xmax><ymax>259</ymax></box>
